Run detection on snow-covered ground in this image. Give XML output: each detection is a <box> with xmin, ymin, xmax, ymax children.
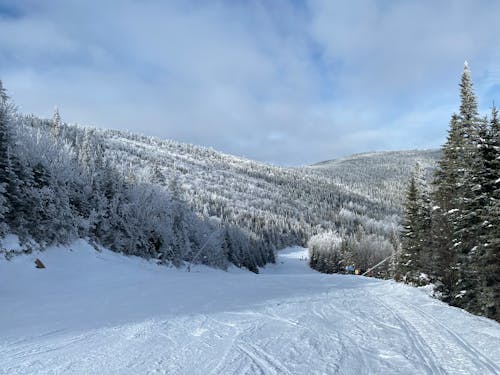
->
<box><xmin>1</xmin><ymin>241</ymin><xmax>499</xmax><ymax>374</ymax></box>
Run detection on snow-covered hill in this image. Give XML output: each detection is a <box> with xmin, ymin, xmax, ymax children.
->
<box><xmin>1</xmin><ymin>242</ymin><xmax>498</xmax><ymax>374</ymax></box>
<box><xmin>308</xmin><ymin>149</ymin><xmax>440</xmax><ymax>208</ymax></box>
<box><xmin>93</xmin><ymin>127</ymin><xmax>440</xmax><ymax>247</ymax></box>
<box><xmin>100</xmin><ymin>129</ymin><xmax>401</xmax><ymax>241</ymax></box>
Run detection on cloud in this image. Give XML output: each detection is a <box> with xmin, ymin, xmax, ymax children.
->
<box><xmin>1</xmin><ymin>0</ymin><xmax>500</xmax><ymax>165</ymax></box>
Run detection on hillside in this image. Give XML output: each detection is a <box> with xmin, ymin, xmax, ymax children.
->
<box><xmin>308</xmin><ymin>149</ymin><xmax>441</xmax><ymax>208</ymax></box>
<box><xmin>99</xmin><ymin>128</ymin><xmax>399</xmax><ymax>238</ymax></box>
<box><xmin>95</xmin><ymin>130</ymin><xmax>439</xmax><ymax>242</ymax></box>
<box><xmin>1</xmin><ymin>241</ymin><xmax>498</xmax><ymax>374</ymax></box>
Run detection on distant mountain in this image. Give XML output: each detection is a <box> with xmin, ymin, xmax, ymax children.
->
<box><xmin>307</xmin><ymin>149</ymin><xmax>441</xmax><ymax>209</ymax></box>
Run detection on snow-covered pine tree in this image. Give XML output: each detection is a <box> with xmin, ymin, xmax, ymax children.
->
<box><xmin>0</xmin><ymin>80</ymin><xmax>10</xmax><ymax>236</ymax></box>
<box><xmin>4</xmin><ymin>148</ymin><xmax>31</xmax><ymax>240</ymax></box>
<box><xmin>398</xmin><ymin>162</ymin><xmax>433</xmax><ymax>285</ymax></box>
<box><xmin>51</xmin><ymin>106</ymin><xmax>61</xmax><ymax>140</ymax></box>
<box><xmin>429</xmin><ymin>63</ymin><xmax>498</xmax><ymax>318</ymax></box>
<box><xmin>431</xmin><ymin>113</ymin><xmax>465</xmax><ymax>300</ymax></box>
<box><xmin>150</xmin><ymin>163</ymin><xmax>166</xmax><ymax>185</ymax></box>
<box><xmin>0</xmin><ymin>82</ymin><xmax>31</xmax><ymax>240</ymax></box>
<box><xmin>452</xmin><ymin>62</ymin><xmax>484</xmax><ymax>312</ymax></box>
<box><xmin>433</xmin><ymin>114</ymin><xmax>464</xmax><ymax>209</ymax></box>
<box><xmin>414</xmin><ymin>162</ymin><xmax>432</xmax><ymax>283</ymax></box>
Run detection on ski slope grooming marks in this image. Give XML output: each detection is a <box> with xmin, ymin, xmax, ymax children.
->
<box><xmin>1</xmin><ymin>243</ymin><xmax>499</xmax><ymax>374</ymax></box>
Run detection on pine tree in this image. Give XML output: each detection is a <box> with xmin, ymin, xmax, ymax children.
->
<box><xmin>434</xmin><ymin>114</ymin><xmax>464</xmax><ymax>209</ymax></box>
<box><xmin>0</xmin><ymin>80</ymin><xmax>10</xmax><ymax>236</ymax></box>
<box><xmin>78</xmin><ymin>128</ymin><xmax>96</xmax><ymax>173</ymax></box>
<box><xmin>429</xmin><ymin>204</ymin><xmax>455</xmax><ymax>301</ymax></box>
<box><xmin>150</xmin><ymin>163</ymin><xmax>166</xmax><ymax>185</ymax></box>
<box><xmin>398</xmin><ymin>163</ymin><xmax>433</xmax><ymax>285</ymax></box>
<box><xmin>0</xmin><ymin>81</ymin><xmax>31</xmax><ymax>239</ymax></box>
<box><xmin>4</xmin><ymin>149</ymin><xmax>30</xmax><ymax>240</ymax></box>
<box><xmin>399</xmin><ymin>169</ymin><xmax>421</xmax><ymax>283</ymax></box>
<box><xmin>452</xmin><ymin>63</ymin><xmax>484</xmax><ymax>312</ymax></box>
<box><xmin>51</xmin><ymin>106</ymin><xmax>61</xmax><ymax>140</ymax></box>
<box><xmin>432</xmin><ymin>113</ymin><xmax>465</xmax><ymax>300</ymax></box>
<box><xmin>415</xmin><ymin>162</ymin><xmax>432</xmax><ymax>280</ymax></box>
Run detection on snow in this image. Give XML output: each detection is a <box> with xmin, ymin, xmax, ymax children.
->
<box><xmin>0</xmin><ymin>234</ymin><xmax>23</xmax><ymax>251</ymax></box>
<box><xmin>1</xmin><ymin>242</ymin><xmax>499</xmax><ymax>374</ymax></box>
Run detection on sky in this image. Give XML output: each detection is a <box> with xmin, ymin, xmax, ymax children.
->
<box><xmin>1</xmin><ymin>0</ymin><xmax>500</xmax><ymax>166</ymax></box>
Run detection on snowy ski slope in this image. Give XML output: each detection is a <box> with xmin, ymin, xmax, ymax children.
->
<box><xmin>1</xmin><ymin>241</ymin><xmax>499</xmax><ymax>374</ymax></box>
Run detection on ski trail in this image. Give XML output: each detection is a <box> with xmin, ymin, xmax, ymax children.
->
<box><xmin>2</xmin><ymin>247</ymin><xmax>500</xmax><ymax>374</ymax></box>
<box><xmin>237</xmin><ymin>342</ymin><xmax>291</xmax><ymax>375</ymax></box>
<box><xmin>407</xmin><ymin>302</ymin><xmax>499</xmax><ymax>373</ymax></box>
<box><xmin>369</xmin><ymin>288</ymin><xmax>499</xmax><ymax>375</ymax></box>
<box><xmin>367</xmin><ymin>292</ymin><xmax>446</xmax><ymax>375</ymax></box>
<box><xmin>396</xmin><ymin>300</ymin><xmax>499</xmax><ymax>374</ymax></box>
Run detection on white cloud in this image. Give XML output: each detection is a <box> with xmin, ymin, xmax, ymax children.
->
<box><xmin>2</xmin><ymin>0</ymin><xmax>500</xmax><ymax>165</ymax></box>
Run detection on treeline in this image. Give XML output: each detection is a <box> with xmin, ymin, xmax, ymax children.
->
<box><xmin>396</xmin><ymin>64</ymin><xmax>499</xmax><ymax>322</ymax></box>
<box><xmin>0</xmin><ymin>81</ymin><xmax>274</xmax><ymax>272</ymax></box>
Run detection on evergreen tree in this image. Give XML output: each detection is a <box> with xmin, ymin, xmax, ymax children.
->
<box><xmin>150</xmin><ymin>163</ymin><xmax>166</xmax><ymax>185</ymax></box>
<box><xmin>414</xmin><ymin>162</ymin><xmax>432</xmax><ymax>281</ymax></box>
<box><xmin>429</xmin><ymin>204</ymin><xmax>455</xmax><ymax>301</ymax></box>
<box><xmin>432</xmin><ymin>114</ymin><xmax>464</xmax><ymax>300</ymax></box>
<box><xmin>396</xmin><ymin>163</ymin><xmax>430</xmax><ymax>285</ymax></box>
<box><xmin>433</xmin><ymin>114</ymin><xmax>464</xmax><ymax>209</ymax></box>
<box><xmin>428</xmin><ymin>63</ymin><xmax>499</xmax><ymax>319</ymax></box>
<box><xmin>4</xmin><ymin>149</ymin><xmax>30</xmax><ymax>240</ymax></box>
<box><xmin>0</xmin><ymin>80</ymin><xmax>10</xmax><ymax>236</ymax></box>
<box><xmin>51</xmin><ymin>106</ymin><xmax>61</xmax><ymax>140</ymax></box>
<box><xmin>452</xmin><ymin>63</ymin><xmax>484</xmax><ymax>311</ymax></box>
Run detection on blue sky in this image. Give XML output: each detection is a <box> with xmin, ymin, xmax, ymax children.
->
<box><xmin>1</xmin><ymin>0</ymin><xmax>500</xmax><ymax>165</ymax></box>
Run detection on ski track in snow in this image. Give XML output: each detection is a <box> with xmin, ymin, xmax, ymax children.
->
<box><xmin>1</xmin><ymin>243</ymin><xmax>499</xmax><ymax>374</ymax></box>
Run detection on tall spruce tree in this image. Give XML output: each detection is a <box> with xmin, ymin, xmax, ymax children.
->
<box><xmin>433</xmin><ymin>114</ymin><xmax>463</xmax><ymax>209</ymax></box>
<box><xmin>415</xmin><ymin>162</ymin><xmax>432</xmax><ymax>281</ymax></box>
<box><xmin>452</xmin><ymin>62</ymin><xmax>484</xmax><ymax>312</ymax></box>
<box><xmin>398</xmin><ymin>163</ymin><xmax>433</xmax><ymax>285</ymax></box>
<box><xmin>399</xmin><ymin>166</ymin><xmax>421</xmax><ymax>284</ymax></box>
<box><xmin>0</xmin><ymin>81</ymin><xmax>11</xmax><ymax>236</ymax></box>
<box><xmin>51</xmin><ymin>106</ymin><xmax>61</xmax><ymax>140</ymax></box>
<box><xmin>429</xmin><ymin>63</ymin><xmax>499</xmax><ymax>319</ymax></box>
<box><xmin>431</xmin><ymin>114</ymin><xmax>464</xmax><ymax>300</ymax></box>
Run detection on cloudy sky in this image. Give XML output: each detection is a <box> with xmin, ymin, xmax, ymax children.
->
<box><xmin>1</xmin><ymin>0</ymin><xmax>500</xmax><ymax>165</ymax></box>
